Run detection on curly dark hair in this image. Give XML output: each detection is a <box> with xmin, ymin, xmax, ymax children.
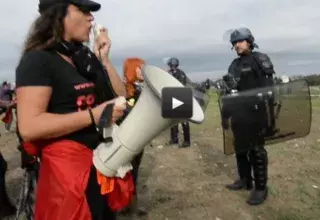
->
<box><xmin>21</xmin><ymin>3</ymin><xmax>69</xmax><ymax>56</ymax></box>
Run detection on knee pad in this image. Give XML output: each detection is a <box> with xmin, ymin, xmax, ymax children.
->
<box><xmin>251</xmin><ymin>148</ymin><xmax>268</xmax><ymax>170</ymax></box>
<box><xmin>253</xmin><ymin>146</ymin><xmax>267</xmax><ymax>157</ymax></box>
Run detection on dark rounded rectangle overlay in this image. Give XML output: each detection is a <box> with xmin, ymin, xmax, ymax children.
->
<box><xmin>161</xmin><ymin>87</ymin><xmax>193</xmax><ymax>119</ymax></box>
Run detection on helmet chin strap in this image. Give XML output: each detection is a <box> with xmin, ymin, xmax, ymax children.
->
<box><xmin>231</xmin><ymin>39</ymin><xmax>258</xmax><ymax>51</ymax></box>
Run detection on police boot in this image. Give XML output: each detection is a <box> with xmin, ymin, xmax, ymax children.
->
<box><xmin>226</xmin><ymin>178</ymin><xmax>252</xmax><ymax>191</ymax></box>
<box><xmin>0</xmin><ymin>154</ymin><xmax>17</xmax><ymax>218</ymax></box>
<box><xmin>167</xmin><ymin>125</ymin><xmax>179</xmax><ymax>145</ymax></box>
<box><xmin>166</xmin><ymin>139</ymin><xmax>178</xmax><ymax>145</ymax></box>
<box><xmin>180</xmin><ymin>122</ymin><xmax>190</xmax><ymax>148</ymax></box>
<box><xmin>247</xmin><ymin>188</ymin><xmax>268</xmax><ymax>206</ymax></box>
<box><xmin>247</xmin><ymin>147</ymin><xmax>268</xmax><ymax>205</ymax></box>
<box><xmin>226</xmin><ymin>152</ymin><xmax>252</xmax><ymax>191</ymax></box>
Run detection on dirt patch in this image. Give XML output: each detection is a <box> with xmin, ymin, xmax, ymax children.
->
<box><xmin>2</xmin><ymin>93</ymin><xmax>320</xmax><ymax>220</ymax></box>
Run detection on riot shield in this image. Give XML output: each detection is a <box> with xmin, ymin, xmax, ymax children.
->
<box><xmin>185</xmin><ymin>79</ymin><xmax>210</xmax><ymax>112</ymax></box>
<box><xmin>218</xmin><ymin>79</ymin><xmax>311</xmax><ymax>155</ymax></box>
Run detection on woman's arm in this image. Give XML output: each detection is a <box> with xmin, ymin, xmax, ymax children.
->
<box><xmin>102</xmin><ymin>59</ymin><xmax>126</xmax><ymax>97</ymax></box>
<box><xmin>16</xmin><ymin>86</ymin><xmax>109</xmax><ymax>142</ymax></box>
<box><xmin>15</xmin><ymin>51</ymin><xmax>123</xmax><ymax>142</ymax></box>
<box><xmin>94</xmin><ymin>28</ymin><xmax>125</xmax><ymax>97</ymax></box>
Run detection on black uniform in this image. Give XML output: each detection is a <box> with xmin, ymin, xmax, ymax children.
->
<box><xmin>168</xmin><ymin>68</ymin><xmax>190</xmax><ymax>147</ymax></box>
<box><xmin>223</xmin><ymin>51</ymin><xmax>275</xmax><ymax>204</ymax></box>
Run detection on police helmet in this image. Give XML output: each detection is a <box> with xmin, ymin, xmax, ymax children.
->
<box><xmin>167</xmin><ymin>57</ymin><xmax>179</xmax><ymax>67</ymax></box>
<box><xmin>230</xmin><ymin>27</ymin><xmax>258</xmax><ymax>48</ymax></box>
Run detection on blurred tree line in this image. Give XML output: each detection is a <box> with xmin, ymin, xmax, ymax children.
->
<box><xmin>207</xmin><ymin>74</ymin><xmax>320</xmax><ymax>87</ymax></box>
<box><xmin>193</xmin><ymin>73</ymin><xmax>320</xmax><ymax>91</ymax></box>
<box><xmin>299</xmin><ymin>74</ymin><xmax>320</xmax><ymax>86</ymax></box>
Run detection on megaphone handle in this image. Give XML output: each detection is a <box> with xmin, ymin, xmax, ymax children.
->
<box><xmin>97</xmin><ymin>103</ymin><xmax>115</xmax><ymax>133</ymax></box>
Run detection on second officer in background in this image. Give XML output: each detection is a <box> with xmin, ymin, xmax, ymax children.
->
<box><xmin>166</xmin><ymin>57</ymin><xmax>190</xmax><ymax>148</ymax></box>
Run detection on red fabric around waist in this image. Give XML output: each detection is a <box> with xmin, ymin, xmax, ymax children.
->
<box><xmin>33</xmin><ymin>139</ymin><xmax>135</xmax><ymax>220</ymax></box>
<box><xmin>34</xmin><ymin>140</ymin><xmax>93</xmax><ymax>220</ymax></box>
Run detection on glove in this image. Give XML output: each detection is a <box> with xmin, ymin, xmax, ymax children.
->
<box><xmin>222</xmin><ymin>74</ymin><xmax>231</xmax><ymax>82</ymax></box>
<box><xmin>222</xmin><ymin>74</ymin><xmax>238</xmax><ymax>90</ymax></box>
<box><xmin>115</xmin><ymin>163</ymin><xmax>133</xmax><ymax>178</ymax></box>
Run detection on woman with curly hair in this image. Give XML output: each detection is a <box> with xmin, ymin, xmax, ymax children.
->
<box><xmin>15</xmin><ymin>0</ymin><xmax>133</xmax><ymax>219</ymax></box>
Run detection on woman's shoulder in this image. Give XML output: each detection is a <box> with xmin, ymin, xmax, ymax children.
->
<box><xmin>16</xmin><ymin>50</ymin><xmax>56</xmax><ymax>87</ymax></box>
<box><xmin>16</xmin><ymin>49</ymin><xmax>59</xmax><ymax>74</ymax></box>
<box><xmin>19</xmin><ymin>50</ymin><xmax>53</xmax><ymax>64</ymax></box>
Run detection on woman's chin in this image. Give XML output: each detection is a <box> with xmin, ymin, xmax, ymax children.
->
<box><xmin>83</xmin><ymin>36</ymin><xmax>90</xmax><ymax>43</ymax></box>
<box><xmin>76</xmin><ymin>34</ymin><xmax>90</xmax><ymax>43</ymax></box>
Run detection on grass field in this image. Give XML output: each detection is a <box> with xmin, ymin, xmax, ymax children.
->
<box><xmin>2</xmin><ymin>88</ymin><xmax>320</xmax><ymax>220</ymax></box>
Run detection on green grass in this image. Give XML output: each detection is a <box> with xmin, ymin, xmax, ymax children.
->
<box><xmin>192</xmin><ymin>89</ymin><xmax>320</xmax><ymax>220</ymax></box>
<box><xmin>136</xmin><ymin>88</ymin><xmax>320</xmax><ymax>220</ymax></box>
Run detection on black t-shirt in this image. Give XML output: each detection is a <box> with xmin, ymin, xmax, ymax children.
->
<box><xmin>16</xmin><ymin>50</ymin><xmax>107</xmax><ymax>149</ymax></box>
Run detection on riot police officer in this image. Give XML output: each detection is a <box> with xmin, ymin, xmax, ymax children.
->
<box><xmin>223</xmin><ymin>28</ymin><xmax>275</xmax><ymax>205</ymax></box>
<box><xmin>167</xmin><ymin>57</ymin><xmax>190</xmax><ymax>148</ymax></box>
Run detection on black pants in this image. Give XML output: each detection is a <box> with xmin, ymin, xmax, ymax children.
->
<box><xmin>86</xmin><ymin>166</ymin><xmax>116</xmax><ymax>220</ymax></box>
<box><xmin>235</xmin><ymin>146</ymin><xmax>268</xmax><ymax>190</ymax></box>
<box><xmin>170</xmin><ymin>122</ymin><xmax>190</xmax><ymax>143</ymax></box>
<box><xmin>231</xmin><ymin>121</ymin><xmax>268</xmax><ymax>190</ymax></box>
<box><xmin>0</xmin><ymin>153</ymin><xmax>10</xmax><ymax>207</ymax></box>
<box><xmin>131</xmin><ymin>151</ymin><xmax>144</xmax><ymax>191</ymax></box>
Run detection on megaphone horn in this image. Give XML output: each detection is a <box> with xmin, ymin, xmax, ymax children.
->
<box><xmin>93</xmin><ymin>65</ymin><xmax>205</xmax><ymax>177</ymax></box>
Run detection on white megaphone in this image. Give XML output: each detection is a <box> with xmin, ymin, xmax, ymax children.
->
<box><xmin>93</xmin><ymin>65</ymin><xmax>205</xmax><ymax>177</ymax></box>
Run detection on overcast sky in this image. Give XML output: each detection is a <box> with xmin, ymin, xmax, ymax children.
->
<box><xmin>0</xmin><ymin>0</ymin><xmax>320</xmax><ymax>82</ymax></box>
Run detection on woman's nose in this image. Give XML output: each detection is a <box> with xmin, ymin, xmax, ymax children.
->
<box><xmin>88</xmin><ymin>13</ymin><xmax>94</xmax><ymax>22</ymax></box>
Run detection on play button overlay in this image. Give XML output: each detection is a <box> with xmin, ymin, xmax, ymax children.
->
<box><xmin>162</xmin><ymin>87</ymin><xmax>193</xmax><ymax>119</ymax></box>
<box><xmin>172</xmin><ymin>97</ymin><xmax>184</xmax><ymax>109</ymax></box>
